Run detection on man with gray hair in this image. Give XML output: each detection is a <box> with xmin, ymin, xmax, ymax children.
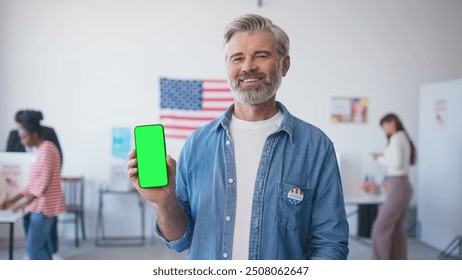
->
<box><xmin>128</xmin><ymin>14</ymin><xmax>349</xmax><ymax>260</ymax></box>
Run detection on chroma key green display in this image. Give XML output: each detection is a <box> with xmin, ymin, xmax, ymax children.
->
<box><xmin>134</xmin><ymin>124</ymin><xmax>169</xmax><ymax>188</ymax></box>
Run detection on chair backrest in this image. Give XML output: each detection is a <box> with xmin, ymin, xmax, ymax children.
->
<box><xmin>61</xmin><ymin>176</ymin><xmax>84</xmax><ymax>209</ymax></box>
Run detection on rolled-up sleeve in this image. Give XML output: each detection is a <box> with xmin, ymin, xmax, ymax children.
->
<box><xmin>154</xmin><ymin>215</ymin><xmax>192</xmax><ymax>253</ymax></box>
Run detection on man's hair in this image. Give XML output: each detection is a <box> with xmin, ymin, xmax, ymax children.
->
<box><xmin>224</xmin><ymin>14</ymin><xmax>290</xmax><ymax>58</ymax></box>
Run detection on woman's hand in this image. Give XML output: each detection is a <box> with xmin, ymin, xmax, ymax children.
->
<box><xmin>1</xmin><ymin>194</ymin><xmax>33</xmax><ymax>212</ymax></box>
<box><xmin>3</xmin><ymin>195</ymin><xmax>35</xmax><ymax>212</ymax></box>
<box><xmin>372</xmin><ymin>153</ymin><xmax>382</xmax><ymax>160</ymax></box>
<box><xmin>0</xmin><ymin>200</ymin><xmax>12</xmax><ymax>210</ymax></box>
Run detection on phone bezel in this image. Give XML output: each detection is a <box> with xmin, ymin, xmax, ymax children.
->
<box><xmin>134</xmin><ymin>124</ymin><xmax>169</xmax><ymax>188</ymax></box>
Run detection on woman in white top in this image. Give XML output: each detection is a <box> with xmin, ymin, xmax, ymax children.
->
<box><xmin>371</xmin><ymin>113</ymin><xmax>416</xmax><ymax>260</ymax></box>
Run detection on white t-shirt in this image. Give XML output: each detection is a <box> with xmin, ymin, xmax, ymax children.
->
<box><xmin>229</xmin><ymin>110</ymin><xmax>284</xmax><ymax>259</ymax></box>
<box><xmin>377</xmin><ymin>131</ymin><xmax>411</xmax><ymax>176</ymax></box>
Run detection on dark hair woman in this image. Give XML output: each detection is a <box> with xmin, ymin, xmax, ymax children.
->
<box><xmin>1</xmin><ymin>111</ymin><xmax>65</xmax><ymax>260</ymax></box>
<box><xmin>7</xmin><ymin>110</ymin><xmax>62</xmax><ymax>163</ymax></box>
<box><xmin>371</xmin><ymin>113</ymin><xmax>416</xmax><ymax>260</ymax></box>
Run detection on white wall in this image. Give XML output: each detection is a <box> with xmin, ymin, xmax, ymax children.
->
<box><xmin>1</xmin><ymin>0</ymin><xmax>462</xmax><ymax>239</ymax></box>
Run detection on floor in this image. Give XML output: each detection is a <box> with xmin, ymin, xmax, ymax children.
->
<box><xmin>0</xmin><ymin>236</ymin><xmax>443</xmax><ymax>260</ymax></box>
<box><xmin>347</xmin><ymin>236</ymin><xmax>442</xmax><ymax>260</ymax></box>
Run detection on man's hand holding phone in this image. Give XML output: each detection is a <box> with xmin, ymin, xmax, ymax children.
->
<box><xmin>127</xmin><ymin>124</ymin><xmax>186</xmax><ymax>241</ymax></box>
<box><xmin>127</xmin><ymin>149</ymin><xmax>186</xmax><ymax>240</ymax></box>
<box><xmin>127</xmin><ymin>149</ymin><xmax>177</xmax><ymax>208</ymax></box>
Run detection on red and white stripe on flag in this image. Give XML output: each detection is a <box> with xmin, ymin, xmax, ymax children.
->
<box><xmin>160</xmin><ymin>79</ymin><xmax>234</xmax><ymax>139</ymax></box>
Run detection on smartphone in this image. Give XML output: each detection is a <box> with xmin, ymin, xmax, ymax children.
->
<box><xmin>134</xmin><ymin>124</ymin><xmax>169</xmax><ymax>188</ymax></box>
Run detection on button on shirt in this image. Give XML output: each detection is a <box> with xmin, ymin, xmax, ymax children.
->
<box><xmin>155</xmin><ymin>102</ymin><xmax>349</xmax><ymax>259</ymax></box>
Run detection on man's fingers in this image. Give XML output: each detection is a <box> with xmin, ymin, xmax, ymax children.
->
<box><xmin>167</xmin><ymin>155</ymin><xmax>176</xmax><ymax>169</ymax></box>
<box><xmin>127</xmin><ymin>158</ymin><xmax>137</xmax><ymax>169</ymax></box>
<box><xmin>126</xmin><ymin>150</ymin><xmax>139</xmax><ymax>187</ymax></box>
<box><xmin>128</xmin><ymin>149</ymin><xmax>136</xmax><ymax>160</ymax></box>
<box><xmin>128</xmin><ymin>167</ymin><xmax>138</xmax><ymax>177</ymax></box>
<box><xmin>166</xmin><ymin>155</ymin><xmax>177</xmax><ymax>180</ymax></box>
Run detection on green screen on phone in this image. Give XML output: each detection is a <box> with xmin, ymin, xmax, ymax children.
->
<box><xmin>134</xmin><ymin>124</ymin><xmax>168</xmax><ymax>188</ymax></box>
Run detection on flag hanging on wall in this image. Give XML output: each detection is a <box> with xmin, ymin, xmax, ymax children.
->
<box><xmin>160</xmin><ymin>77</ymin><xmax>234</xmax><ymax>139</ymax></box>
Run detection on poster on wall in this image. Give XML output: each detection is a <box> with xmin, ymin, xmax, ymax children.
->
<box><xmin>0</xmin><ymin>152</ymin><xmax>35</xmax><ymax>204</ymax></box>
<box><xmin>434</xmin><ymin>99</ymin><xmax>447</xmax><ymax>127</ymax></box>
<box><xmin>112</xmin><ymin>127</ymin><xmax>131</xmax><ymax>159</ymax></box>
<box><xmin>331</xmin><ymin>97</ymin><xmax>368</xmax><ymax>123</ymax></box>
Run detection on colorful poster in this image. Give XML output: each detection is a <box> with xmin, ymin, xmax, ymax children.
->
<box><xmin>331</xmin><ymin>97</ymin><xmax>368</xmax><ymax>123</ymax></box>
<box><xmin>112</xmin><ymin>127</ymin><xmax>131</xmax><ymax>159</ymax></box>
<box><xmin>435</xmin><ymin>99</ymin><xmax>447</xmax><ymax>127</ymax></box>
<box><xmin>0</xmin><ymin>152</ymin><xmax>35</xmax><ymax>204</ymax></box>
<box><xmin>0</xmin><ymin>164</ymin><xmax>21</xmax><ymax>204</ymax></box>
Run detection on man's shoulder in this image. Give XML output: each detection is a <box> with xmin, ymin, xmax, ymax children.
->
<box><xmin>289</xmin><ymin>114</ymin><xmax>332</xmax><ymax>145</ymax></box>
<box><xmin>187</xmin><ymin>117</ymin><xmax>223</xmax><ymax>141</ymax></box>
<box><xmin>277</xmin><ymin>101</ymin><xmax>331</xmax><ymax>144</ymax></box>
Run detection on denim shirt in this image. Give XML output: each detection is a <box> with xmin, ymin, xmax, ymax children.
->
<box><xmin>155</xmin><ymin>102</ymin><xmax>349</xmax><ymax>260</ymax></box>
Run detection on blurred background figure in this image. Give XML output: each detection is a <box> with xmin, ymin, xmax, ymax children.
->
<box><xmin>1</xmin><ymin>110</ymin><xmax>66</xmax><ymax>260</ymax></box>
<box><xmin>6</xmin><ymin>110</ymin><xmax>63</xmax><ymax>161</ymax></box>
<box><xmin>5</xmin><ymin>109</ymin><xmax>63</xmax><ymax>259</ymax></box>
<box><xmin>371</xmin><ymin>113</ymin><xmax>416</xmax><ymax>259</ymax></box>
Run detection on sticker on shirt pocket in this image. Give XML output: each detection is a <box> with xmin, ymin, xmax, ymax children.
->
<box><xmin>278</xmin><ymin>182</ymin><xmax>310</xmax><ymax>205</ymax></box>
<box><xmin>287</xmin><ymin>187</ymin><xmax>304</xmax><ymax>205</ymax></box>
<box><xmin>277</xmin><ymin>181</ymin><xmax>312</xmax><ymax>230</ymax></box>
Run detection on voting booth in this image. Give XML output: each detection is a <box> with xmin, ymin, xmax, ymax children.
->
<box><xmin>0</xmin><ymin>152</ymin><xmax>35</xmax><ymax>259</ymax></box>
<box><xmin>0</xmin><ymin>152</ymin><xmax>35</xmax><ymax>204</ymax></box>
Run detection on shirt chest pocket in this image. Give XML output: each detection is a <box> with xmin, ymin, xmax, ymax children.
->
<box><xmin>277</xmin><ymin>181</ymin><xmax>313</xmax><ymax>231</ymax></box>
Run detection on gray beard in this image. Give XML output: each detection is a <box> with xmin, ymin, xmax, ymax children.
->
<box><xmin>229</xmin><ymin>64</ymin><xmax>283</xmax><ymax>105</ymax></box>
<box><xmin>233</xmin><ymin>86</ymin><xmax>277</xmax><ymax>105</ymax></box>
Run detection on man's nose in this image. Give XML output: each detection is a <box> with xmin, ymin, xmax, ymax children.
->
<box><xmin>241</xmin><ymin>58</ymin><xmax>258</xmax><ymax>72</ymax></box>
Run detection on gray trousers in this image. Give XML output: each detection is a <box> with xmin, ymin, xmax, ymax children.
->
<box><xmin>372</xmin><ymin>175</ymin><xmax>413</xmax><ymax>259</ymax></box>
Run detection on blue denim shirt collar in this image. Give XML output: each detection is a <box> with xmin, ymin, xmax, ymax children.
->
<box><xmin>211</xmin><ymin>101</ymin><xmax>294</xmax><ymax>144</ymax></box>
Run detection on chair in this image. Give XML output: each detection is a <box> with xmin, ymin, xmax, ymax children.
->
<box><xmin>95</xmin><ymin>165</ymin><xmax>145</xmax><ymax>247</ymax></box>
<box><xmin>59</xmin><ymin>176</ymin><xmax>86</xmax><ymax>247</ymax></box>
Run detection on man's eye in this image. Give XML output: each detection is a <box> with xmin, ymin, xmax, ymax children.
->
<box><xmin>231</xmin><ymin>57</ymin><xmax>243</xmax><ymax>63</ymax></box>
<box><xmin>256</xmin><ymin>54</ymin><xmax>268</xmax><ymax>59</ymax></box>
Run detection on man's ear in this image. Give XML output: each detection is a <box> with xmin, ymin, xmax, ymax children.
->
<box><xmin>281</xmin><ymin>55</ymin><xmax>290</xmax><ymax>77</ymax></box>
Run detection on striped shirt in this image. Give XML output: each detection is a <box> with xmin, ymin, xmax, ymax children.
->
<box><xmin>21</xmin><ymin>140</ymin><xmax>66</xmax><ymax>217</ymax></box>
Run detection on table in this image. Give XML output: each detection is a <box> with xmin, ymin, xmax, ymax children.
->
<box><xmin>344</xmin><ymin>193</ymin><xmax>387</xmax><ymax>206</ymax></box>
<box><xmin>344</xmin><ymin>193</ymin><xmax>387</xmax><ymax>245</ymax></box>
<box><xmin>0</xmin><ymin>210</ymin><xmax>25</xmax><ymax>260</ymax></box>
<box><xmin>95</xmin><ymin>188</ymin><xmax>146</xmax><ymax>247</ymax></box>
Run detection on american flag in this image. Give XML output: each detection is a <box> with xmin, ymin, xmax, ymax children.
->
<box><xmin>160</xmin><ymin>78</ymin><xmax>234</xmax><ymax>139</ymax></box>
